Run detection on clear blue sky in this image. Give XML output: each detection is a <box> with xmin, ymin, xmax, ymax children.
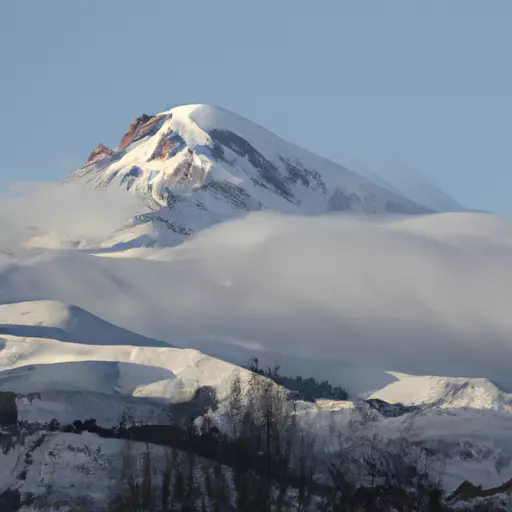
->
<box><xmin>1</xmin><ymin>1</ymin><xmax>511</xmax><ymax>212</ymax></box>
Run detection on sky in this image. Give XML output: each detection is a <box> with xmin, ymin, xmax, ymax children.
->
<box><xmin>1</xmin><ymin>0</ymin><xmax>511</xmax><ymax>213</ymax></box>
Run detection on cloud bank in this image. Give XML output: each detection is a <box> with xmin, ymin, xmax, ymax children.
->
<box><xmin>0</xmin><ymin>182</ymin><xmax>145</xmax><ymax>249</ymax></box>
<box><xmin>1</xmin><ymin>184</ymin><xmax>512</xmax><ymax>393</ymax></box>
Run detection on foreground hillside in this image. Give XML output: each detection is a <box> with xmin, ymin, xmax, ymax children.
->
<box><xmin>0</xmin><ymin>299</ymin><xmax>512</xmax><ymax>510</ymax></box>
<box><xmin>1</xmin><ymin>104</ymin><xmax>511</xmax><ymax>509</ymax></box>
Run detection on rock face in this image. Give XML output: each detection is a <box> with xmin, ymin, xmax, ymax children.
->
<box><xmin>149</xmin><ymin>132</ymin><xmax>181</xmax><ymax>161</ymax></box>
<box><xmin>87</xmin><ymin>143</ymin><xmax>113</xmax><ymax>163</ymax></box>
<box><xmin>0</xmin><ymin>391</ymin><xmax>17</xmax><ymax>426</ymax></box>
<box><xmin>136</xmin><ymin>113</ymin><xmax>170</xmax><ymax>140</ymax></box>
<box><xmin>119</xmin><ymin>114</ymin><xmax>154</xmax><ymax>150</ymax></box>
<box><xmin>365</xmin><ymin>398</ymin><xmax>418</xmax><ymax>418</ymax></box>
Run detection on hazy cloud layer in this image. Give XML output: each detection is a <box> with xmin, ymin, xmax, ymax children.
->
<box><xmin>1</xmin><ymin>185</ymin><xmax>512</xmax><ymax>393</ymax></box>
<box><xmin>0</xmin><ymin>182</ymin><xmax>144</xmax><ymax>247</ymax></box>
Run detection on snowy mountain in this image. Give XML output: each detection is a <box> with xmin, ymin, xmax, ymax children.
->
<box><xmin>1</xmin><ymin>103</ymin><xmax>510</xmax><ymax>509</ymax></box>
<box><xmin>67</xmin><ymin>104</ymin><xmax>436</xmax><ymax>248</ymax></box>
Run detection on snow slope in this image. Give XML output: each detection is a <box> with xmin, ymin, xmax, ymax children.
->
<box><xmin>67</xmin><ymin>104</ymin><xmax>434</xmax><ymax>248</ymax></box>
<box><xmin>0</xmin><ymin>431</ymin><xmax>177</xmax><ymax>509</ymax></box>
<box><xmin>0</xmin><ymin>300</ymin><xmax>254</xmax><ymax>428</ymax></box>
<box><xmin>371</xmin><ymin>374</ymin><xmax>512</xmax><ymax>414</ymax></box>
<box><xmin>0</xmin><ymin>333</ymin><xmax>246</xmax><ymax>405</ymax></box>
<box><xmin>0</xmin><ymin>298</ymin><xmax>512</xmax><ymax>502</ymax></box>
<box><xmin>0</xmin><ymin>301</ymin><xmax>249</xmax><ymax>397</ymax></box>
<box><xmin>0</xmin><ymin>300</ymin><xmax>169</xmax><ymax>346</ymax></box>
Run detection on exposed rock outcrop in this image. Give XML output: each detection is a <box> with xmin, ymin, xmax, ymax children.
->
<box><xmin>87</xmin><ymin>143</ymin><xmax>113</xmax><ymax>163</ymax></box>
<box><xmin>136</xmin><ymin>113</ymin><xmax>169</xmax><ymax>140</ymax></box>
<box><xmin>149</xmin><ymin>132</ymin><xmax>180</xmax><ymax>161</ymax></box>
<box><xmin>118</xmin><ymin>113</ymin><xmax>172</xmax><ymax>151</ymax></box>
<box><xmin>119</xmin><ymin>114</ymin><xmax>153</xmax><ymax>150</ymax></box>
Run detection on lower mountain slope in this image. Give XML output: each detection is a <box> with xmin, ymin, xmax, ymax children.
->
<box><xmin>0</xmin><ymin>300</ymin><xmax>169</xmax><ymax>346</ymax></box>
<box><xmin>0</xmin><ymin>299</ymin><xmax>511</xmax><ymax>510</ymax></box>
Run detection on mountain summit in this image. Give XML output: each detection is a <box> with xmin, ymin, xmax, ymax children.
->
<box><xmin>68</xmin><ymin>104</ymin><xmax>441</xmax><ymax>247</ymax></box>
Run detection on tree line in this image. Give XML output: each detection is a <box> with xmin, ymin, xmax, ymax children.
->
<box><xmin>4</xmin><ymin>364</ymin><xmax>505</xmax><ymax>511</ymax></box>
<box><xmin>106</xmin><ymin>366</ymin><xmax>450</xmax><ymax>511</ymax></box>
<box><xmin>246</xmin><ymin>359</ymin><xmax>349</xmax><ymax>402</ymax></box>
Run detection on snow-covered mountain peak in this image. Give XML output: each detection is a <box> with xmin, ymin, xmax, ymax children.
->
<box><xmin>162</xmin><ymin>103</ymin><xmax>297</xmax><ymax>153</ymax></box>
<box><xmin>67</xmin><ymin>104</ymin><xmax>438</xmax><ymax>248</ymax></box>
